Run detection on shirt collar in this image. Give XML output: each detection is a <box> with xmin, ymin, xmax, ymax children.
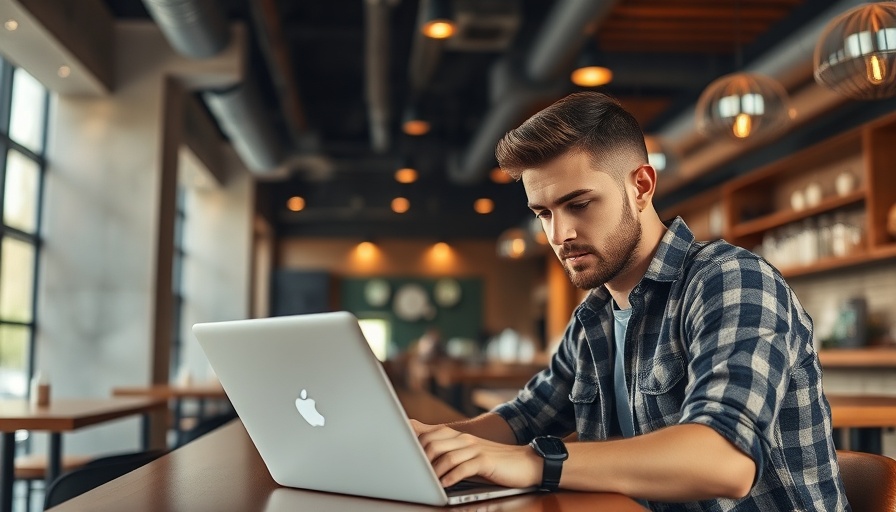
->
<box><xmin>642</xmin><ymin>216</ymin><xmax>695</xmax><ymax>283</ymax></box>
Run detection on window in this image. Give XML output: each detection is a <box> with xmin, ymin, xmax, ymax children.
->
<box><xmin>358</xmin><ymin>318</ymin><xmax>392</xmax><ymax>361</ymax></box>
<box><xmin>0</xmin><ymin>60</ymin><xmax>48</xmax><ymax>398</ymax></box>
<box><xmin>171</xmin><ymin>186</ymin><xmax>186</xmax><ymax>379</ymax></box>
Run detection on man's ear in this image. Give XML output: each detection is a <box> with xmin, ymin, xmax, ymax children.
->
<box><xmin>631</xmin><ymin>164</ymin><xmax>657</xmax><ymax>212</ymax></box>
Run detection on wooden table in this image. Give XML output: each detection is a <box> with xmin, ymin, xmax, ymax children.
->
<box><xmin>818</xmin><ymin>349</ymin><xmax>896</xmax><ymax>369</ymax></box>
<box><xmin>0</xmin><ymin>396</ymin><xmax>167</xmax><ymax>512</ymax></box>
<box><xmin>828</xmin><ymin>394</ymin><xmax>896</xmax><ymax>454</ymax></box>
<box><xmin>45</xmin><ymin>389</ymin><xmax>645</xmax><ymax>511</ymax></box>
<box><xmin>112</xmin><ymin>383</ymin><xmax>229</xmax><ymax>447</ymax></box>
<box><xmin>421</xmin><ymin>361</ymin><xmax>545</xmax><ymax>415</ymax></box>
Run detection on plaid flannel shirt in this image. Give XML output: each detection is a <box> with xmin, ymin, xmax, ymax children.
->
<box><xmin>494</xmin><ymin>217</ymin><xmax>849</xmax><ymax>511</ymax></box>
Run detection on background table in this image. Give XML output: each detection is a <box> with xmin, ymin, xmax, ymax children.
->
<box><xmin>112</xmin><ymin>383</ymin><xmax>229</xmax><ymax>447</ymax></box>
<box><xmin>45</xmin><ymin>389</ymin><xmax>645</xmax><ymax>511</ymax></box>
<box><xmin>828</xmin><ymin>394</ymin><xmax>896</xmax><ymax>454</ymax></box>
<box><xmin>413</xmin><ymin>360</ymin><xmax>545</xmax><ymax>415</ymax></box>
<box><xmin>0</xmin><ymin>396</ymin><xmax>167</xmax><ymax>512</ymax></box>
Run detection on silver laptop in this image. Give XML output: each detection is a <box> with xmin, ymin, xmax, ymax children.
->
<box><xmin>193</xmin><ymin>311</ymin><xmax>537</xmax><ymax>506</ymax></box>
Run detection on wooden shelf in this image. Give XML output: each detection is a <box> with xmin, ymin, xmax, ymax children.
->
<box><xmin>714</xmin><ymin>111</ymin><xmax>896</xmax><ymax>280</ymax></box>
<box><xmin>819</xmin><ymin>349</ymin><xmax>896</xmax><ymax>369</ymax></box>
<box><xmin>731</xmin><ymin>190</ymin><xmax>865</xmax><ymax>239</ymax></box>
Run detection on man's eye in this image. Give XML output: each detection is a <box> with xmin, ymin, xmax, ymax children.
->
<box><xmin>534</xmin><ymin>211</ymin><xmax>550</xmax><ymax>219</ymax></box>
<box><xmin>570</xmin><ymin>201</ymin><xmax>590</xmax><ymax>210</ymax></box>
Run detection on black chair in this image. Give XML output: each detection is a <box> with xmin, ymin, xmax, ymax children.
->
<box><xmin>177</xmin><ymin>410</ymin><xmax>238</xmax><ymax>446</ymax></box>
<box><xmin>43</xmin><ymin>449</ymin><xmax>167</xmax><ymax>510</ymax></box>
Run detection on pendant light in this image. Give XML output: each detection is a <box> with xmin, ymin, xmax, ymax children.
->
<box><xmin>695</xmin><ymin>0</ymin><xmax>792</xmax><ymax>141</ymax></box>
<box><xmin>570</xmin><ymin>38</ymin><xmax>613</xmax><ymax>87</ymax></box>
<box><xmin>814</xmin><ymin>2</ymin><xmax>896</xmax><ymax>100</ymax></box>
<box><xmin>695</xmin><ymin>72</ymin><xmax>793</xmax><ymax>141</ymax></box>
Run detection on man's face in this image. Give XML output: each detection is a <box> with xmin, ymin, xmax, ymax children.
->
<box><xmin>522</xmin><ymin>151</ymin><xmax>642</xmax><ymax>290</ymax></box>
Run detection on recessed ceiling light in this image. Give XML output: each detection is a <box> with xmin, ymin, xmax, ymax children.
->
<box><xmin>489</xmin><ymin>167</ymin><xmax>513</xmax><ymax>184</ymax></box>
<box><xmin>395</xmin><ymin>167</ymin><xmax>418</xmax><ymax>184</ymax></box>
<box><xmin>57</xmin><ymin>65</ymin><xmax>71</xmax><ymax>78</ymax></box>
<box><xmin>391</xmin><ymin>197</ymin><xmax>410</xmax><ymax>213</ymax></box>
<box><xmin>474</xmin><ymin>198</ymin><xmax>494</xmax><ymax>214</ymax></box>
<box><xmin>287</xmin><ymin>196</ymin><xmax>305</xmax><ymax>212</ymax></box>
<box><xmin>5</xmin><ymin>19</ymin><xmax>18</xmax><ymax>31</ymax></box>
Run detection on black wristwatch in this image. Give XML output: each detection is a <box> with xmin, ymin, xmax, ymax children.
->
<box><xmin>529</xmin><ymin>435</ymin><xmax>568</xmax><ymax>492</ymax></box>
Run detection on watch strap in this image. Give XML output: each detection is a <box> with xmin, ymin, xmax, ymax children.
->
<box><xmin>540</xmin><ymin>457</ymin><xmax>563</xmax><ymax>491</ymax></box>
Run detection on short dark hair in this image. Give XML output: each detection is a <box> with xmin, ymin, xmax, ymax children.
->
<box><xmin>495</xmin><ymin>92</ymin><xmax>648</xmax><ymax>180</ymax></box>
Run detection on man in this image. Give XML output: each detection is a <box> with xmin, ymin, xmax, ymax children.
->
<box><xmin>411</xmin><ymin>92</ymin><xmax>849</xmax><ymax>510</ymax></box>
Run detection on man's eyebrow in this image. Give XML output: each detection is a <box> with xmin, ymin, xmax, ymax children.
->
<box><xmin>527</xmin><ymin>189</ymin><xmax>593</xmax><ymax>210</ymax></box>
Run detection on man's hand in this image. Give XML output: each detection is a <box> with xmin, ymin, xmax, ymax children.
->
<box><xmin>410</xmin><ymin>419</ymin><xmax>542</xmax><ymax>489</ymax></box>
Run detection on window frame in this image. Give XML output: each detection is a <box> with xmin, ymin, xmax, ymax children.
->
<box><xmin>0</xmin><ymin>58</ymin><xmax>49</xmax><ymax>397</ymax></box>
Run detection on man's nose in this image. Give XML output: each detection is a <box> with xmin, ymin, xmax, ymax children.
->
<box><xmin>549</xmin><ymin>215</ymin><xmax>576</xmax><ymax>245</ymax></box>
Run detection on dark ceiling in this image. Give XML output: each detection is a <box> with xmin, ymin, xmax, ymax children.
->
<box><xmin>102</xmin><ymin>0</ymin><xmax>846</xmax><ymax>240</ymax></box>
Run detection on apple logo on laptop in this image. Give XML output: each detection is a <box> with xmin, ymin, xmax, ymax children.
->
<box><xmin>295</xmin><ymin>389</ymin><xmax>325</xmax><ymax>426</ymax></box>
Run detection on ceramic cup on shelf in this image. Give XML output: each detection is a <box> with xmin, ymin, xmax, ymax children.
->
<box><xmin>804</xmin><ymin>182</ymin><xmax>823</xmax><ymax>208</ymax></box>
<box><xmin>790</xmin><ymin>189</ymin><xmax>806</xmax><ymax>211</ymax></box>
<box><xmin>835</xmin><ymin>171</ymin><xmax>856</xmax><ymax>197</ymax></box>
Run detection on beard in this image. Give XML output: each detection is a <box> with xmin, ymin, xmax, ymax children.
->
<box><xmin>559</xmin><ymin>203</ymin><xmax>642</xmax><ymax>290</ymax></box>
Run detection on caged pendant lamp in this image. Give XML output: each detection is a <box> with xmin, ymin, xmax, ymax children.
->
<box><xmin>695</xmin><ymin>72</ymin><xmax>793</xmax><ymax>141</ymax></box>
<box><xmin>814</xmin><ymin>2</ymin><xmax>896</xmax><ymax>100</ymax></box>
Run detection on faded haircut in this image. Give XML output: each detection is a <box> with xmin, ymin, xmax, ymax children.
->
<box><xmin>495</xmin><ymin>92</ymin><xmax>648</xmax><ymax>181</ymax></box>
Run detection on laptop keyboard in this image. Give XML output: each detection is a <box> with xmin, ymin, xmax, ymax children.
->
<box><xmin>445</xmin><ymin>479</ymin><xmax>505</xmax><ymax>493</ymax></box>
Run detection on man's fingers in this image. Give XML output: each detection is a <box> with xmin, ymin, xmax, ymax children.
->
<box><xmin>432</xmin><ymin>446</ymin><xmax>480</xmax><ymax>484</ymax></box>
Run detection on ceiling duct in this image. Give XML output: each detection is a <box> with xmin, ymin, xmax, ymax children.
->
<box><xmin>141</xmin><ymin>0</ymin><xmax>229</xmax><ymax>59</ymax></box>
<box><xmin>203</xmin><ymin>82</ymin><xmax>286</xmax><ymax>174</ymax></box>
<box><xmin>142</xmin><ymin>0</ymin><xmax>288</xmax><ymax>174</ymax></box>
<box><xmin>365</xmin><ymin>0</ymin><xmax>395</xmax><ymax>153</ymax></box>
<box><xmin>448</xmin><ymin>0</ymin><xmax>622</xmax><ymax>184</ymax></box>
<box><xmin>444</xmin><ymin>0</ymin><xmax>521</xmax><ymax>52</ymax></box>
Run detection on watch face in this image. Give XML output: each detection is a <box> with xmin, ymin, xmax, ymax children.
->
<box><xmin>533</xmin><ymin>436</ymin><xmax>568</xmax><ymax>459</ymax></box>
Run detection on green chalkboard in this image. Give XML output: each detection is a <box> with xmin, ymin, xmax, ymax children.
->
<box><xmin>341</xmin><ymin>277</ymin><xmax>483</xmax><ymax>354</ymax></box>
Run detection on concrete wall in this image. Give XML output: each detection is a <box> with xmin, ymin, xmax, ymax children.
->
<box><xmin>32</xmin><ymin>22</ymin><xmax>250</xmax><ymax>455</ymax></box>
<box><xmin>178</xmin><ymin>148</ymin><xmax>253</xmax><ymax>383</ymax></box>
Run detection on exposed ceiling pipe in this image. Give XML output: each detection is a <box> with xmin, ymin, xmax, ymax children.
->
<box><xmin>203</xmin><ymin>83</ymin><xmax>286</xmax><ymax>174</ymax></box>
<box><xmin>448</xmin><ymin>0</ymin><xmax>622</xmax><ymax>184</ymax></box>
<box><xmin>364</xmin><ymin>0</ymin><xmax>396</xmax><ymax>153</ymax></box>
<box><xmin>656</xmin><ymin>0</ymin><xmax>867</xmax><ymax>160</ymax></box>
<box><xmin>141</xmin><ymin>0</ymin><xmax>229</xmax><ymax>59</ymax></box>
<box><xmin>407</xmin><ymin>0</ymin><xmax>447</xmax><ymax>94</ymax></box>
<box><xmin>249</xmin><ymin>0</ymin><xmax>309</xmax><ymax>144</ymax></box>
<box><xmin>142</xmin><ymin>0</ymin><xmax>287</xmax><ymax>174</ymax></box>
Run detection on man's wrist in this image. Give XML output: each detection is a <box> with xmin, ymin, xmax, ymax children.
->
<box><xmin>529</xmin><ymin>436</ymin><xmax>568</xmax><ymax>491</ymax></box>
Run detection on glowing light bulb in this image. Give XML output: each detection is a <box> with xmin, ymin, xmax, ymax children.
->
<box><xmin>570</xmin><ymin>66</ymin><xmax>613</xmax><ymax>87</ymax></box>
<box><xmin>733</xmin><ymin>113</ymin><xmax>752</xmax><ymax>139</ymax></box>
<box><xmin>422</xmin><ymin>20</ymin><xmax>455</xmax><ymax>39</ymax></box>
<box><xmin>867</xmin><ymin>54</ymin><xmax>886</xmax><ymax>85</ymax></box>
